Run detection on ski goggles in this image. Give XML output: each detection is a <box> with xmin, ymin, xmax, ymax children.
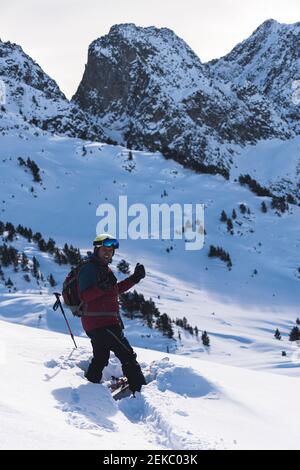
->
<box><xmin>93</xmin><ymin>238</ymin><xmax>119</xmax><ymax>249</ymax></box>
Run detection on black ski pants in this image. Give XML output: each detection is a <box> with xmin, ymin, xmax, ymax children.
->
<box><xmin>85</xmin><ymin>324</ymin><xmax>146</xmax><ymax>392</ymax></box>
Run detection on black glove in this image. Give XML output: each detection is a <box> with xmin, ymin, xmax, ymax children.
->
<box><xmin>131</xmin><ymin>263</ymin><xmax>146</xmax><ymax>284</ymax></box>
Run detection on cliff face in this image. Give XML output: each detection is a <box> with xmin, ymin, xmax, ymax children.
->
<box><xmin>72</xmin><ymin>22</ymin><xmax>293</xmax><ymax>173</ymax></box>
<box><xmin>2</xmin><ymin>20</ymin><xmax>299</xmax><ymax>178</ymax></box>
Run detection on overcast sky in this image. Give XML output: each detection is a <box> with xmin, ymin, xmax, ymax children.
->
<box><xmin>0</xmin><ymin>0</ymin><xmax>299</xmax><ymax>99</ymax></box>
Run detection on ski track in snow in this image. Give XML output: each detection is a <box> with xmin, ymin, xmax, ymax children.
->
<box><xmin>43</xmin><ymin>348</ymin><xmax>227</xmax><ymax>449</ymax></box>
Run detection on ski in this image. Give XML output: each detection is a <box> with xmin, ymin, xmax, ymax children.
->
<box><xmin>109</xmin><ymin>376</ymin><xmax>132</xmax><ymax>400</ymax></box>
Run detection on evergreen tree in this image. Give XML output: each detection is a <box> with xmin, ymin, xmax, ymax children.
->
<box><xmin>5</xmin><ymin>277</ymin><xmax>13</xmax><ymax>288</ymax></box>
<box><xmin>202</xmin><ymin>331</ymin><xmax>210</xmax><ymax>347</ymax></box>
<box><xmin>261</xmin><ymin>201</ymin><xmax>268</xmax><ymax>213</ymax></box>
<box><xmin>274</xmin><ymin>329</ymin><xmax>282</xmax><ymax>340</ymax></box>
<box><xmin>5</xmin><ymin>222</ymin><xmax>15</xmax><ymax>241</ymax></box>
<box><xmin>289</xmin><ymin>326</ymin><xmax>300</xmax><ymax>342</ymax></box>
<box><xmin>227</xmin><ymin>218</ymin><xmax>234</xmax><ymax>233</ymax></box>
<box><xmin>21</xmin><ymin>252</ymin><xmax>29</xmax><ymax>271</ymax></box>
<box><xmin>220</xmin><ymin>210</ymin><xmax>227</xmax><ymax>222</ymax></box>
<box><xmin>47</xmin><ymin>274</ymin><xmax>56</xmax><ymax>287</ymax></box>
<box><xmin>239</xmin><ymin>203</ymin><xmax>247</xmax><ymax>214</ymax></box>
<box><xmin>31</xmin><ymin>256</ymin><xmax>40</xmax><ymax>279</ymax></box>
<box><xmin>232</xmin><ymin>209</ymin><xmax>237</xmax><ymax>220</ymax></box>
<box><xmin>117</xmin><ymin>259</ymin><xmax>130</xmax><ymax>274</ymax></box>
<box><xmin>27</xmin><ymin>158</ymin><xmax>41</xmax><ymax>183</ymax></box>
<box><xmin>156</xmin><ymin>313</ymin><xmax>174</xmax><ymax>338</ymax></box>
<box><xmin>38</xmin><ymin>238</ymin><xmax>47</xmax><ymax>252</ymax></box>
<box><xmin>33</xmin><ymin>232</ymin><xmax>42</xmax><ymax>243</ymax></box>
<box><xmin>271</xmin><ymin>196</ymin><xmax>288</xmax><ymax>213</ymax></box>
<box><xmin>46</xmin><ymin>238</ymin><xmax>56</xmax><ymax>254</ymax></box>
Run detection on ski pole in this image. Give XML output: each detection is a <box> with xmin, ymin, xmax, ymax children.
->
<box><xmin>53</xmin><ymin>292</ymin><xmax>78</xmax><ymax>349</ymax></box>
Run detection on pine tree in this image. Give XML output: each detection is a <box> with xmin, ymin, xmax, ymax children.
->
<box><xmin>23</xmin><ymin>274</ymin><xmax>30</xmax><ymax>283</ymax></box>
<box><xmin>156</xmin><ymin>313</ymin><xmax>174</xmax><ymax>338</ymax></box>
<box><xmin>31</xmin><ymin>256</ymin><xmax>40</xmax><ymax>279</ymax></box>
<box><xmin>117</xmin><ymin>259</ymin><xmax>130</xmax><ymax>274</ymax></box>
<box><xmin>202</xmin><ymin>331</ymin><xmax>210</xmax><ymax>347</ymax></box>
<box><xmin>5</xmin><ymin>222</ymin><xmax>15</xmax><ymax>241</ymax></box>
<box><xmin>232</xmin><ymin>209</ymin><xmax>237</xmax><ymax>220</ymax></box>
<box><xmin>47</xmin><ymin>274</ymin><xmax>56</xmax><ymax>287</ymax></box>
<box><xmin>46</xmin><ymin>238</ymin><xmax>56</xmax><ymax>254</ymax></box>
<box><xmin>239</xmin><ymin>203</ymin><xmax>247</xmax><ymax>214</ymax></box>
<box><xmin>5</xmin><ymin>277</ymin><xmax>13</xmax><ymax>288</ymax></box>
<box><xmin>220</xmin><ymin>210</ymin><xmax>227</xmax><ymax>222</ymax></box>
<box><xmin>38</xmin><ymin>238</ymin><xmax>47</xmax><ymax>252</ymax></box>
<box><xmin>227</xmin><ymin>218</ymin><xmax>234</xmax><ymax>233</ymax></box>
<box><xmin>289</xmin><ymin>326</ymin><xmax>300</xmax><ymax>342</ymax></box>
<box><xmin>261</xmin><ymin>201</ymin><xmax>268</xmax><ymax>213</ymax></box>
<box><xmin>21</xmin><ymin>252</ymin><xmax>29</xmax><ymax>271</ymax></box>
<box><xmin>274</xmin><ymin>329</ymin><xmax>281</xmax><ymax>340</ymax></box>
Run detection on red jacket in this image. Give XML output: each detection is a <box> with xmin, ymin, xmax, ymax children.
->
<box><xmin>78</xmin><ymin>256</ymin><xmax>136</xmax><ymax>332</ymax></box>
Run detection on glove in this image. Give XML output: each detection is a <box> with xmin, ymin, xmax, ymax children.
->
<box><xmin>131</xmin><ymin>263</ymin><xmax>146</xmax><ymax>284</ymax></box>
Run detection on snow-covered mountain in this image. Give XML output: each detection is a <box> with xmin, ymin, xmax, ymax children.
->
<box><xmin>1</xmin><ymin>19</ymin><xmax>300</xmax><ymax>450</ymax></box>
<box><xmin>209</xmin><ymin>19</ymin><xmax>300</xmax><ymax>133</ymax></box>
<box><xmin>0</xmin><ymin>39</ymin><xmax>106</xmax><ymax>142</ymax></box>
<box><xmin>72</xmin><ymin>22</ymin><xmax>293</xmax><ymax>175</ymax></box>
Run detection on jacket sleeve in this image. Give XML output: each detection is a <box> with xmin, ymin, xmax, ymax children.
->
<box><xmin>117</xmin><ymin>275</ymin><xmax>137</xmax><ymax>295</ymax></box>
<box><xmin>78</xmin><ymin>263</ymin><xmax>106</xmax><ymax>303</ymax></box>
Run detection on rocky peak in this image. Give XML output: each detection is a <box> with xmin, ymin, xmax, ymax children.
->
<box><xmin>0</xmin><ymin>40</ymin><xmax>65</xmax><ymax>100</ymax></box>
<box><xmin>0</xmin><ymin>39</ymin><xmax>106</xmax><ymax>142</ymax></box>
<box><xmin>208</xmin><ymin>19</ymin><xmax>300</xmax><ymax>130</ymax></box>
<box><xmin>72</xmin><ymin>22</ymin><xmax>291</xmax><ymax>174</ymax></box>
<box><xmin>74</xmin><ymin>23</ymin><xmax>207</xmax><ymax>114</ymax></box>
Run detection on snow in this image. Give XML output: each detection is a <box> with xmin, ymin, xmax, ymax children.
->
<box><xmin>1</xmin><ymin>130</ymin><xmax>300</xmax><ymax>379</ymax></box>
<box><xmin>1</xmin><ymin>319</ymin><xmax>300</xmax><ymax>450</ymax></box>
<box><xmin>209</xmin><ymin>19</ymin><xmax>300</xmax><ymax>133</ymax></box>
<box><xmin>1</xmin><ymin>21</ymin><xmax>300</xmax><ymax>449</ymax></box>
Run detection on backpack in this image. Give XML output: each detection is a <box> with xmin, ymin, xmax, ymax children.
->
<box><xmin>62</xmin><ymin>255</ymin><xmax>117</xmax><ymax>317</ymax></box>
<box><xmin>62</xmin><ymin>256</ymin><xmax>96</xmax><ymax>317</ymax></box>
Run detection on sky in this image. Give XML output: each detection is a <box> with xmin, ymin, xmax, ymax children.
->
<box><xmin>0</xmin><ymin>0</ymin><xmax>299</xmax><ymax>99</ymax></box>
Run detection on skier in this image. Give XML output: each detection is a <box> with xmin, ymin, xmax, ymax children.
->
<box><xmin>78</xmin><ymin>234</ymin><xmax>146</xmax><ymax>394</ymax></box>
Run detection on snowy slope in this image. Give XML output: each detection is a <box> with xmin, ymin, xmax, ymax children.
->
<box><xmin>1</xmin><ymin>23</ymin><xmax>300</xmax><ymax>450</ymax></box>
<box><xmin>1</xmin><ymin>320</ymin><xmax>300</xmax><ymax>450</ymax></box>
<box><xmin>1</xmin><ymin>129</ymin><xmax>300</xmax><ymax>378</ymax></box>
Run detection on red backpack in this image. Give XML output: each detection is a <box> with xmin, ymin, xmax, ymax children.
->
<box><xmin>62</xmin><ymin>257</ymin><xmax>95</xmax><ymax>317</ymax></box>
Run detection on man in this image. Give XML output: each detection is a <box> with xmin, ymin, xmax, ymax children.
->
<box><xmin>78</xmin><ymin>234</ymin><xmax>146</xmax><ymax>394</ymax></box>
